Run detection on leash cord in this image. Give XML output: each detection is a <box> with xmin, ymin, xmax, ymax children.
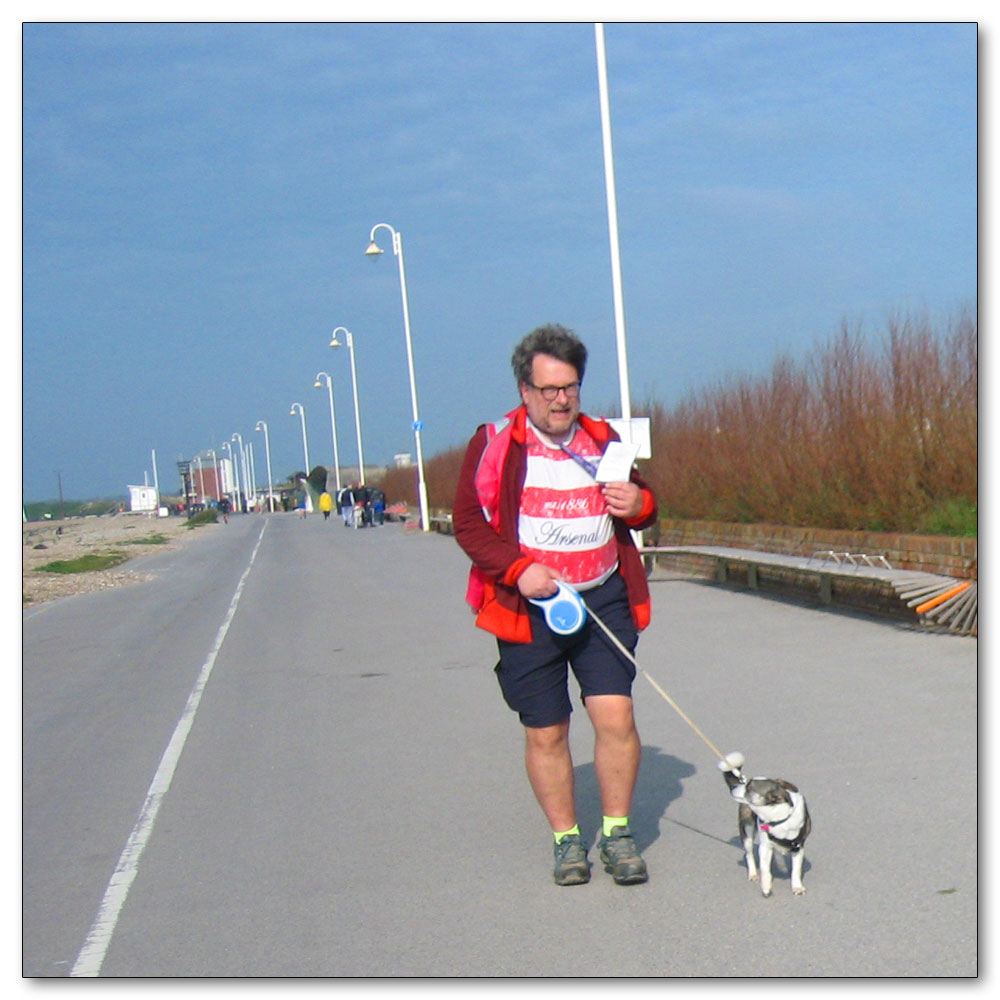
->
<box><xmin>581</xmin><ymin>597</ymin><xmax>730</xmax><ymax>766</ymax></box>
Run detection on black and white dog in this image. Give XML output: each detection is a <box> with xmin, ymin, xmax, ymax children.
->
<box><xmin>718</xmin><ymin>752</ymin><xmax>811</xmax><ymax>896</ymax></box>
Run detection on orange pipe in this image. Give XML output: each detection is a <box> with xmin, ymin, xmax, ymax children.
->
<box><xmin>915</xmin><ymin>581</ymin><xmax>971</xmax><ymax>615</ymax></box>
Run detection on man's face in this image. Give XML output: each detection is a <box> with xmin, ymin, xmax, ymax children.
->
<box><xmin>519</xmin><ymin>353</ymin><xmax>581</xmax><ymax>442</ymax></box>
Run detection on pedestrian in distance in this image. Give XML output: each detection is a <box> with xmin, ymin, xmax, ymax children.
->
<box><xmin>319</xmin><ymin>490</ymin><xmax>334</xmax><ymax>520</ymax></box>
<box><xmin>348</xmin><ymin>482</ymin><xmax>369</xmax><ymax>528</ymax></box>
<box><xmin>371</xmin><ymin>488</ymin><xmax>386</xmax><ymax>526</ymax></box>
<box><xmin>453</xmin><ymin>323</ymin><xmax>658</xmax><ymax>888</ymax></box>
<box><xmin>337</xmin><ymin>486</ymin><xmax>352</xmax><ymax>525</ymax></box>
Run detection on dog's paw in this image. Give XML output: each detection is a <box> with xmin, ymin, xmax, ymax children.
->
<box><xmin>718</xmin><ymin>751</ymin><xmax>745</xmax><ymax>773</ymax></box>
<box><xmin>747</xmin><ymin>872</ymin><xmax>759</xmax><ymax>883</ymax></box>
<box><xmin>792</xmin><ymin>886</ymin><xmax>806</xmax><ymax>896</ymax></box>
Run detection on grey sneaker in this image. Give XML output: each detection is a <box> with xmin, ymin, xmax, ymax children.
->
<box><xmin>553</xmin><ymin>833</ymin><xmax>591</xmax><ymax>886</ymax></box>
<box><xmin>598</xmin><ymin>825</ymin><xmax>648</xmax><ymax>885</ymax></box>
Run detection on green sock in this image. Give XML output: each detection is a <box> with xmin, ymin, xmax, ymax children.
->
<box><xmin>554</xmin><ymin>824</ymin><xmax>580</xmax><ymax>843</ymax></box>
<box><xmin>603</xmin><ymin>815</ymin><xmax>629</xmax><ymax>837</ymax></box>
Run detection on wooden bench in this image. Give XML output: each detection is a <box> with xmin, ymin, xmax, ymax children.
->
<box><xmin>642</xmin><ymin>545</ymin><xmax>977</xmax><ymax>636</ymax></box>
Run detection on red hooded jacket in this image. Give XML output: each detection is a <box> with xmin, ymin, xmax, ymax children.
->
<box><xmin>452</xmin><ymin>405</ymin><xmax>658</xmax><ymax>643</ymax></box>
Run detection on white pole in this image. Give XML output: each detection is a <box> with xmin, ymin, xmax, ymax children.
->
<box><xmin>291</xmin><ymin>403</ymin><xmax>310</xmax><ymax>474</ymax></box>
<box><xmin>208</xmin><ymin>448</ymin><xmax>222</xmax><ymax>502</ymax></box>
<box><xmin>247</xmin><ymin>442</ymin><xmax>256</xmax><ymax>509</ymax></box>
<box><xmin>396</xmin><ymin>234</ymin><xmax>430</xmax><ymax>531</ymax></box>
<box><xmin>331</xmin><ymin>329</ymin><xmax>367</xmax><ymax>487</ymax></box>
<box><xmin>223</xmin><ymin>441</ymin><xmax>240</xmax><ymax>510</ymax></box>
<box><xmin>346</xmin><ymin>335</ymin><xmax>366</xmax><ymax>486</ymax></box>
<box><xmin>241</xmin><ymin>444</ymin><xmax>250</xmax><ymax>508</ymax></box>
<box><xmin>314</xmin><ymin>373</ymin><xmax>342</xmax><ymax>492</ymax></box>
<box><xmin>255</xmin><ymin>422</ymin><xmax>274</xmax><ymax>512</ymax></box>
<box><xmin>232</xmin><ymin>433</ymin><xmax>248</xmax><ymax>512</ymax></box>
<box><xmin>594</xmin><ymin>22</ymin><xmax>632</xmax><ymax>424</ymax></box>
<box><xmin>367</xmin><ymin>224</ymin><xmax>430</xmax><ymax>531</ymax></box>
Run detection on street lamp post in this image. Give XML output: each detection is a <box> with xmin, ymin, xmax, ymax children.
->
<box><xmin>290</xmin><ymin>402</ymin><xmax>310</xmax><ymax>475</ymax></box>
<box><xmin>313</xmin><ymin>371</ymin><xmax>342</xmax><ymax>492</ymax></box>
<box><xmin>232</xmin><ymin>433</ymin><xmax>248</xmax><ymax>512</ymax></box>
<box><xmin>255</xmin><ymin>420</ymin><xmax>274</xmax><ymax>512</ymax></box>
<box><xmin>365</xmin><ymin>224</ymin><xmax>430</xmax><ymax>531</ymax></box>
<box><xmin>222</xmin><ymin>440</ymin><xmax>240</xmax><ymax>511</ymax></box>
<box><xmin>329</xmin><ymin>327</ymin><xmax>365</xmax><ymax>486</ymax></box>
<box><xmin>247</xmin><ymin>441</ymin><xmax>257</xmax><ymax>510</ymax></box>
<box><xmin>207</xmin><ymin>448</ymin><xmax>222</xmax><ymax>503</ymax></box>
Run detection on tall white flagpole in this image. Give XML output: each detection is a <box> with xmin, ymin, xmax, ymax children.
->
<box><xmin>594</xmin><ymin>21</ymin><xmax>632</xmax><ymax>424</ymax></box>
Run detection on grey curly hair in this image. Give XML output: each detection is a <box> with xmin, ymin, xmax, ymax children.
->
<box><xmin>511</xmin><ymin>324</ymin><xmax>588</xmax><ymax>387</ymax></box>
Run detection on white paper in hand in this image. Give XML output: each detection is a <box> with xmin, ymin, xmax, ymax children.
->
<box><xmin>595</xmin><ymin>440</ymin><xmax>640</xmax><ymax>482</ymax></box>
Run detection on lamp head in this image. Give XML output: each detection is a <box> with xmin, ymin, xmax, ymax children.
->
<box><xmin>365</xmin><ymin>240</ymin><xmax>384</xmax><ymax>258</ymax></box>
<box><xmin>313</xmin><ymin>380</ymin><xmax>322</xmax><ymax>389</ymax></box>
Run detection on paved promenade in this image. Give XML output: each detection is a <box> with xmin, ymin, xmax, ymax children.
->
<box><xmin>22</xmin><ymin>512</ymin><xmax>978</xmax><ymax>978</ymax></box>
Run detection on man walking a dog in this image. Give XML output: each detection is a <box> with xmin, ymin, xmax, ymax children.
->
<box><xmin>453</xmin><ymin>324</ymin><xmax>658</xmax><ymax>886</ymax></box>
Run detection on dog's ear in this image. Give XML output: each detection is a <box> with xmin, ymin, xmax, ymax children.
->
<box><xmin>776</xmin><ymin>779</ymin><xmax>799</xmax><ymax>793</ymax></box>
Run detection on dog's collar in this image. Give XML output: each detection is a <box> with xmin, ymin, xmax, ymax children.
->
<box><xmin>758</xmin><ymin>806</ymin><xmax>795</xmax><ymax>834</ymax></box>
<box><xmin>760</xmin><ymin>818</ymin><xmax>806</xmax><ymax>852</ymax></box>
<box><xmin>759</xmin><ymin>808</ymin><xmax>795</xmax><ymax>833</ymax></box>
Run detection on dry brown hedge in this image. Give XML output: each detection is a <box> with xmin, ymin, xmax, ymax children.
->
<box><xmin>376</xmin><ymin>309</ymin><xmax>977</xmax><ymax>535</ymax></box>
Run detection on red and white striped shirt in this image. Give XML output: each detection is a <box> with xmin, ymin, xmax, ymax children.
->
<box><xmin>518</xmin><ymin>421</ymin><xmax>618</xmax><ymax>590</ymax></box>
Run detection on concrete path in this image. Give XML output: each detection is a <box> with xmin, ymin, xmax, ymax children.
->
<box><xmin>22</xmin><ymin>513</ymin><xmax>978</xmax><ymax>977</ymax></box>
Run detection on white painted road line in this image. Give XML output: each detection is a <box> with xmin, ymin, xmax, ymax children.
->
<box><xmin>70</xmin><ymin>520</ymin><xmax>269</xmax><ymax>977</ymax></box>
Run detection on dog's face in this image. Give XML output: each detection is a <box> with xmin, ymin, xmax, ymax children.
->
<box><xmin>730</xmin><ymin>777</ymin><xmax>799</xmax><ymax>822</ymax></box>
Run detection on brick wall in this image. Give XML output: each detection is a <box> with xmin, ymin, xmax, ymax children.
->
<box><xmin>649</xmin><ymin>519</ymin><xmax>977</xmax><ymax>580</ymax></box>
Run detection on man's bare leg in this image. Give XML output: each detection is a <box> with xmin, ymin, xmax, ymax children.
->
<box><xmin>523</xmin><ymin>718</ymin><xmax>576</xmax><ymax>832</ymax></box>
<box><xmin>586</xmin><ymin>694</ymin><xmax>647</xmax><ymax>884</ymax></box>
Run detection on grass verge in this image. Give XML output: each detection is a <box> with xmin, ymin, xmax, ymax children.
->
<box><xmin>120</xmin><ymin>534</ymin><xmax>169</xmax><ymax>546</ymax></box>
<box><xmin>38</xmin><ymin>552</ymin><xmax>129</xmax><ymax>574</ymax></box>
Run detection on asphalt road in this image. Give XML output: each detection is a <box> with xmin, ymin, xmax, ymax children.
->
<box><xmin>22</xmin><ymin>512</ymin><xmax>978</xmax><ymax>978</ymax></box>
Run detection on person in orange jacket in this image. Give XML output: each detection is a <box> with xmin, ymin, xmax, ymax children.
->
<box><xmin>453</xmin><ymin>324</ymin><xmax>658</xmax><ymax>888</ymax></box>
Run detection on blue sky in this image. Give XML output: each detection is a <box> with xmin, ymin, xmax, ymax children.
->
<box><xmin>21</xmin><ymin>20</ymin><xmax>977</xmax><ymax>503</ymax></box>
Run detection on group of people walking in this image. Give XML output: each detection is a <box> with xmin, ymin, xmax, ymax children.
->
<box><xmin>318</xmin><ymin>483</ymin><xmax>386</xmax><ymax>527</ymax></box>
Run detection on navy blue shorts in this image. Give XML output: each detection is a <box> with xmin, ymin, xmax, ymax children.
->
<box><xmin>494</xmin><ymin>571</ymin><xmax>638</xmax><ymax>728</ymax></box>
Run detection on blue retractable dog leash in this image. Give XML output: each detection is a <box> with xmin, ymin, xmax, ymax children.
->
<box><xmin>529</xmin><ymin>581</ymin><xmax>589</xmax><ymax>635</ymax></box>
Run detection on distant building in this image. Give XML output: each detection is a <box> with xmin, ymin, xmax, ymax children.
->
<box><xmin>192</xmin><ymin>459</ymin><xmax>228</xmax><ymax>502</ymax></box>
<box><xmin>393</xmin><ymin>453</ymin><xmax>413</xmax><ymax>468</ymax></box>
<box><xmin>127</xmin><ymin>485</ymin><xmax>158</xmax><ymax>512</ymax></box>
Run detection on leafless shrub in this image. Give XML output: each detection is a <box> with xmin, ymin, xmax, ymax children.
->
<box><xmin>645</xmin><ymin>308</ymin><xmax>977</xmax><ymax>531</ymax></box>
<box><xmin>376</xmin><ymin>443</ymin><xmax>467</xmax><ymax>511</ymax></box>
<box><xmin>378</xmin><ymin>309</ymin><xmax>976</xmax><ymax>534</ymax></box>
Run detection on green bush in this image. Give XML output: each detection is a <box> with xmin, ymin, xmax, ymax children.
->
<box><xmin>185</xmin><ymin>509</ymin><xmax>219</xmax><ymax>529</ymax></box>
<box><xmin>121</xmin><ymin>533</ymin><xmax>169</xmax><ymax>545</ymax></box>
<box><xmin>916</xmin><ymin>500</ymin><xmax>977</xmax><ymax>537</ymax></box>
<box><xmin>39</xmin><ymin>552</ymin><xmax>129</xmax><ymax>574</ymax></box>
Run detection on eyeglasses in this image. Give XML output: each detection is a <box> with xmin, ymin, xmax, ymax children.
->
<box><xmin>527</xmin><ymin>382</ymin><xmax>581</xmax><ymax>401</ymax></box>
